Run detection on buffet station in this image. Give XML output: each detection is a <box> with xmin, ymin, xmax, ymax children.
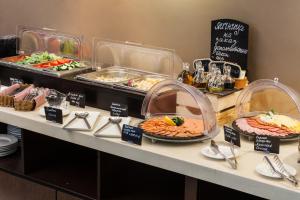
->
<box><xmin>0</xmin><ymin>24</ymin><xmax>299</xmax><ymax>200</ymax></box>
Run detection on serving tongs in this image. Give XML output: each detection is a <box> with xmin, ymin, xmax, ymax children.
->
<box><xmin>210</xmin><ymin>140</ymin><xmax>237</xmax><ymax>169</ymax></box>
<box><xmin>63</xmin><ymin>112</ymin><xmax>91</xmax><ymax>129</ymax></box>
<box><xmin>94</xmin><ymin>117</ymin><xmax>122</xmax><ymax>137</ymax></box>
<box><xmin>273</xmin><ymin>155</ymin><xmax>298</xmax><ymax>186</ymax></box>
<box><xmin>229</xmin><ymin>142</ymin><xmax>238</xmax><ymax>167</ymax></box>
<box><xmin>263</xmin><ymin>156</ymin><xmax>298</xmax><ymax>186</ymax></box>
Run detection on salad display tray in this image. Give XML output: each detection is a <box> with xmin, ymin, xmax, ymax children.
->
<box><xmin>0</xmin><ymin>60</ymin><xmax>91</xmax><ymax>77</ymax></box>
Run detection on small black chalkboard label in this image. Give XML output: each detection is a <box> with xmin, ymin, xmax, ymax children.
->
<box><xmin>210</xmin><ymin>19</ymin><xmax>249</xmax><ymax>69</ymax></box>
<box><xmin>67</xmin><ymin>92</ymin><xmax>85</xmax><ymax>108</ymax></box>
<box><xmin>254</xmin><ymin>135</ymin><xmax>280</xmax><ymax>154</ymax></box>
<box><xmin>9</xmin><ymin>77</ymin><xmax>23</xmax><ymax>85</ymax></box>
<box><xmin>121</xmin><ymin>124</ymin><xmax>143</xmax><ymax>145</ymax></box>
<box><xmin>224</xmin><ymin>126</ymin><xmax>241</xmax><ymax>147</ymax></box>
<box><xmin>110</xmin><ymin>102</ymin><xmax>128</xmax><ymax>117</ymax></box>
<box><xmin>44</xmin><ymin>106</ymin><xmax>63</xmax><ymax>124</ymax></box>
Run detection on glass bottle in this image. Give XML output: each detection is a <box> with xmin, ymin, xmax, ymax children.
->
<box><xmin>208</xmin><ymin>68</ymin><xmax>224</xmax><ymax>92</ymax></box>
<box><xmin>223</xmin><ymin>65</ymin><xmax>235</xmax><ymax>90</ymax></box>
<box><xmin>177</xmin><ymin>62</ymin><xmax>193</xmax><ymax>85</ymax></box>
<box><xmin>193</xmin><ymin>61</ymin><xmax>202</xmax><ymax>77</ymax></box>
<box><xmin>193</xmin><ymin>64</ymin><xmax>207</xmax><ymax>90</ymax></box>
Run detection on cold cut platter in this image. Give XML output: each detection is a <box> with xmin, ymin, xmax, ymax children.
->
<box><xmin>232</xmin><ymin>111</ymin><xmax>300</xmax><ymax>141</ymax></box>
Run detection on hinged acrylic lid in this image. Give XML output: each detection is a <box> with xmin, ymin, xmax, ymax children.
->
<box><xmin>17</xmin><ymin>25</ymin><xmax>82</xmax><ymax>60</ymax></box>
<box><xmin>92</xmin><ymin>38</ymin><xmax>175</xmax><ymax>77</ymax></box>
<box><xmin>141</xmin><ymin>80</ymin><xmax>218</xmax><ymax>136</ymax></box>
<box><xmin>236</xmin><ymin>78</ymin><xmax>300</xmax><ymax>119</ymax></box>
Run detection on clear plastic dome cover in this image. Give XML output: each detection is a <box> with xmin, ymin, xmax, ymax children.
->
<box><xmin>17</xmin><ymin>25</ymin><xmax>82</xmax><ymax>60</ymax></box>
<box><xmin>141</xmin><ymin>80</ymin><xmax>218</xmax><ymax>137</ymax></box>
<box><xmin>236</xmin><ymin>78</ymin><xmax>300</xmax><ymax>119</ymax></box>
<box><xmin>92</xmin><ymin>38</ymin><xmax>177</xmax><ymax>77</ymax></box>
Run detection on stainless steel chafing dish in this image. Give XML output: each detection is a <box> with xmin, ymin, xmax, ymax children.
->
<box><xmin>76</xmin><ymin>68</ymin><xmax>140</xmax><ymax>84</ymax></box>
<box><xmin>76</xmin><ymin>39</ymin><xmax>179</xmax><ymax>93</ymax></box>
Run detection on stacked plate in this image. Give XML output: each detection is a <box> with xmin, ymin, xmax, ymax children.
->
<box><xmin>7</xmin><ymin>125</ymin><xmax>22</xmax><ymax>142</ymax></box>
<box><xmin>0</xmin><ymin>134</ymin><xmax>18</xmax><ymax>157</ymax></box>
<box><xmin>0</xmin><ymin>123</ymin><xmax>7</xmax><ymax>135</ymax></box>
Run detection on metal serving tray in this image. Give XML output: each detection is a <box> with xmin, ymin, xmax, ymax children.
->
<box><xmin>76</xmin><ymin>68</ymin><xmax>141</xmax><ymax>85</ymax></box>
<box><xmin>115</xmin><ymin>74</ymin><xmax>167</xmax><ymax>93</ymax></box>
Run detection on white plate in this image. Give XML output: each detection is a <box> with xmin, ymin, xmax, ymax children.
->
<box><xmin>0</xmin><ymin>145</ymin><xmax>17</xmax><ymax>152</ymax></box>
<box><xmin>0</xmin><ymin>147</ymin><xmax>17</xmax><ymax>153</ymax></box>
<box><xmin>0</xmin><ymin>134</ymin><xmax>18</xmax><ymax>147</ymax></box>
<box><xmin>0</xmin><ymin>148</ymin><xmax>17</xmax><ymax>157</ymax></box>
<box><xmin>201</xmin><ymin>145</ymin><xmax>239</xmax><ymax>159</ymax></box>
<box><xmin>256</xmin><ymin>162</ymin><xmax>297</xmax><ymax>179</ymax></box>
<box><xmin>39</xmin><ymin>107</ymin><xmax>70</xmax><ymax>117</ymax></box>
<box><xmin>63</xmin><ymin>111</ymin><xmax>100</xmax><ymax>131</ymax></box>
<box><xmin>93</xmin><ymin>116</ymin><xmax>131</xmax><ymax>138</ymax></box>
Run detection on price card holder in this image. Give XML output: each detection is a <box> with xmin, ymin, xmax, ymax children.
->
<box><xmin>67</xmin><ymin>92</ymin><xmax>85</xmax><ymax>108</ymax></box>
<box><xmin>224</xmin><ymin>126</ymin><xmax>241</xmax><ymax>147</ymax></box>
<box><xmin>10</xmin><ymin>77</ymin><xmax>23</xmax><ymax>85</ymax></box>
<box><xmin>110</xmin><ymin>102</ymin><xmax>128</xmax><ymax>117</ymax></box>
<box><xmin>44</xmin><ymin>106</ymin><xmax>63</xmax><ymax>124</ymax></box>
<box><xmin>254</xmin><ymin>135</ymin><xmax>280</xmax><ymax>154</ymax></box>
<box><xmin>121</xmin><ymin>124</ymin><xmax>143</xmax><ymax>145</ymax></box>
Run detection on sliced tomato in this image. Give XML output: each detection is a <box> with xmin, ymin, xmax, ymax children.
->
<box><xmin>57</xmin><ymin>58</ymin><xmax>71</xmax><ymax>64</ymax></box>
<box><xmin>35</xmin><ymin>63</ymin><xmax>51</xmax><ymax>68</ymax></box>
<box><xmin>50</xmin><ymin>60</ymin><xmax>59</xmax><ymax>66</ymax></box>
<box><xmin>33</xmin><ymin>64</ymin><xmax>42</xmax><ymax>68</ymax></box>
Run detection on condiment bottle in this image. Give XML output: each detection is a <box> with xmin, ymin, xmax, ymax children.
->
<box><xmin>177</xmin><ymin>62</ymin><xmax>193</xmax><ymax>85</ymax></box>
<box><xmin>208</xmin><ymin>68</ymin><xmax>224</xmax><ymax>92</ymax></box>
<box><xmin>193</xmin><ymin>63</ymin><xmax>207</xmax><ymax>90</ymax></box>
<box><xmin>223</xmin><ymin>65</ymin><xmax>235</xmax><ymax>90</ymax></box>
<box><xmin>192</xmin><ymin>61</ymin><xmax>202</xmax><ymax>77</ymax></box>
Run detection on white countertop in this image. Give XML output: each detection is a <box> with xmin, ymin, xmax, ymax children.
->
<box><xmin>0</xmin><ymin>105</ymin><xmax>299</xmax><ymax>200</ymax></box>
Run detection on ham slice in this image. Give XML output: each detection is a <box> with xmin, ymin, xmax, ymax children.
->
<box><xmin>0</xmin><ymin>84</ymin><xmax>20</xmax><ymax>96</ymax></box>
<box><xmin>235</xmin><ymin>118</ymin><xmax>292</xmax><ymax>137</ymax></box>
<box><xmin>14</xmin><ymin>85</ymin><xmax>34</xmax><ymax>101</ymax></box>
<box><xmin>33</xmin><ymin>88</ymin><xmax>49</xmax><ymax>108</ymax></box>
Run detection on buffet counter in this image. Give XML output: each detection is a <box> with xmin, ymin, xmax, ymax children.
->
<box><xmin>0</xmin><ymin>104</ymin><xmax>299</xmax><ymax>200</ymax></box>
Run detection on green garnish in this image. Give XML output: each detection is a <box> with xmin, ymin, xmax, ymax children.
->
<box><xmin>172</xmin><ymin>116</ymin><xmax>184</xmax><ymax>126</ymax></box>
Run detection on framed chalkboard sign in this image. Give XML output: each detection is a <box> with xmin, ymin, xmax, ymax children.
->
<box><xmin>210</xmin><ymin>19</ymin><xmax>249</xmax><ymax>69</ymax></box>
